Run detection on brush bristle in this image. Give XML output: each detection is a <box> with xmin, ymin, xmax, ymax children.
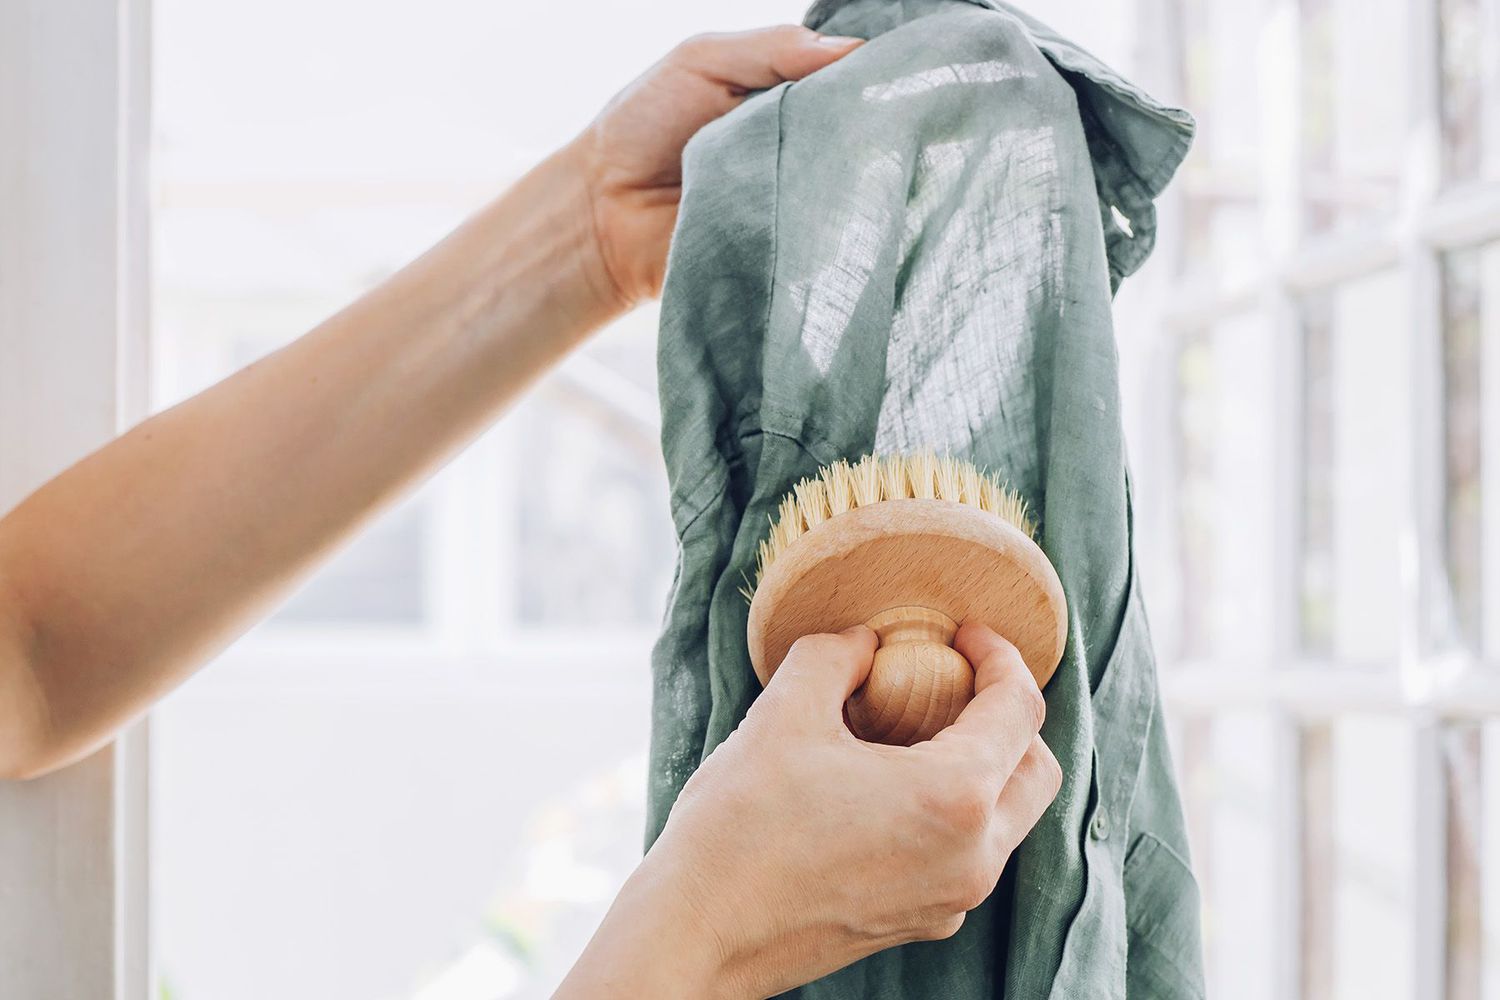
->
<box><xmin>744</xmin><ymin>452</ymin><xmax>1035</xmax><ymax>601</ymax></box>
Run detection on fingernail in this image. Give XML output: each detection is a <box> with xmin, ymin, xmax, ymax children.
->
<box><xmin>816</xmin><ymin>34</ymin><xmax>864</xmax><ymax>46</ymax></box>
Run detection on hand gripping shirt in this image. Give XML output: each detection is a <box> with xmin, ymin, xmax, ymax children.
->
<box><xmin>647</xmin><ymin>1</ymin><xmax>1203</xmax><ymax>996</ymax></box>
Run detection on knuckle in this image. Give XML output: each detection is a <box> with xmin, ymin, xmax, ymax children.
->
<box><xmin>953</xmin><ymin>872</ymin><xmax>993</xmax><ymax>913</ymax></box>
<box><xmin>981</xmin><ymin>634</ymin><xmax>1028</xmax><ymax>677</ymax></box>
<box><xmin>742</xmin><ymin>685</ymin><xmax>790</xmax><ymax>728</ymax></box>
<box><xmin>781</xmin><ymin>638</ymin><xmax>811</xmax><ymax>670</ymax></box>
<box><xmin>981</xmin><ymin>641</ymin><xmax>1045</xmax><ymax>729</ymax></box>
<box><xmin>960</xmin><ymin>881</ymin><xmax>996</xmax><ymax>917</ymax></box>
<box><xmin>1016</xmin><ymin>736</ymin><xmax>1062</xmax><ymax>798</ymax></box>
<box><xmin>1020</xmin><ymin>681</ymin><xmax>1047</xmax><ymax>731</ymax></box>
<box><xmin>938</xmin><ymin>778</ymin><xmax>992</xmax><ymax>836</ymax></box>
<box><xmin>750</xmin><ymin>686</ymin><xmax>817</xmax><ymax>740</ymax></box>
<box><xmin>785</xmin><ymin>633</ymin><xmax>828</xmax><ymax>662</ymax></box>
<box><xmin>1036</xmin><ymin>742</ymin><xmax>1064</xmax><ymax>797</ymax></box>
<box><xmin>993</xmin><ymin>743</ymin><xmax>1062</xmax><ymax>853</ymax></box>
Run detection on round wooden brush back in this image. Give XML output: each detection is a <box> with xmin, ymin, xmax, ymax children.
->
<box><xmin>746</xmin><ymin>499</ymin><xmax>1067</xmax><ymax>746</ymax></box>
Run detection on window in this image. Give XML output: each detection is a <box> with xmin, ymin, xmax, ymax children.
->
<box><xmin>146</xmin><ymin>3</ymin><xmax>798</xmax><ymax>998</ymax></box>
<box><xmin>1134</xmin><ymin>0</ymin><xmax>1500</xmax><ymax>996</ymax></box>
<box><xmin>1438</xmin><ymin>0</ymin><xmax>1500</xmax><ymax>186</ymax></box>
<box><xmin>19</xmin><ymin>0</ymin><xmax>1490</xmax><ymax>996</ymax></box>
<box><xmin>1297</xmin><ymin>0</ymin><xmax>1409</xmax><ymax>234</ymax></box>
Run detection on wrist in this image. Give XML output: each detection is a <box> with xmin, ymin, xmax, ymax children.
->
<box><xmin>548</xmin><ymin>133</ymin><xmax>634</xmax><ymax>328</ymax></box>
<box><xmin>557</xmin><ymin>851</ymin><xmax>751</xmax><ymax>1000</ymax></box>
<box><xmin>628</xmin><ymin>856</ymin><xmax>746</xmax><ymax>997</ymax></box>
<box><xmin>434</xmin><ymin>137</ymin><xmax>629</xmax><ymax>373</ymax></box>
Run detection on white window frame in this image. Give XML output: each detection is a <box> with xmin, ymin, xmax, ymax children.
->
<box><xmin>0</xmin><ymin>2</ymin><xmax>153</xmax><ymax>998</ymax></box>
<box><xmin>1139</xmin><ymin>0</ymin><xmax>1500</xmax><ymax>995</ymax></box>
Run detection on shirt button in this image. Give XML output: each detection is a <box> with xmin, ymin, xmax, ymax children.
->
<box><xmin>1090</xmin><ymin>810</ymin><xmax>1110</xmax><ymax>840</ymax></box>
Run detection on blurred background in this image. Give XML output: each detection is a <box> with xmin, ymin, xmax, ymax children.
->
<box><xmin>146</xmin><ymin>0</ymin><xmax>1500</xmax><ymax>998</ymax></box>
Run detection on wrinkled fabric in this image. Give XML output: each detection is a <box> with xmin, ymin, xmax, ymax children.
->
<box><xmin>647</xmin><ymin>1</ymin><xmax>1203</xmax><ymax>997</ymax></box>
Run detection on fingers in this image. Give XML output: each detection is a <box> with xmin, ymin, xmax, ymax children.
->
<box><xmin>765</xmin><ymin>626</ymin><xmax>877</xmax><ymax>728</ymax></box>
<box><xmin>674</xmin><ymin>25</ymin><xmax>863</xmax><ymax>92</ymax></box>
<box><xmin>991</xmin><ymin>735</ymin><xmax>1063</xmax><ymax>852</ymax></box>
<box><xmin>931</xmin><ymin>624</ymin><xmax>1045</xmax><ymax>778</ymax></box>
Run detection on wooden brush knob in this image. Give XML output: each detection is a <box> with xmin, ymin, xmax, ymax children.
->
<box><xmin>746</xmin><ymin>498</ymin><xmax>1066</xmax><ymax>747</ymax></box>
<box><xmin>846</xmin><ymin>607</ymin><xmax>972</xmax><ymax>745</ymax></box>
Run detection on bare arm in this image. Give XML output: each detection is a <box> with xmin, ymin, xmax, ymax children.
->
<box><xmin>0</xmin><ymin>27</ymin><xmax>1068</xmax><ymax>1000</ymax></box>
<box><xmin>0</xmin><ymin>26</ymin><xmax>863</xmax><ymax>780</ymax></box>
<box><xmin>556</xmin><ymin>626</ymin><xmax>1062</xmax><ymax>999</ymax></box>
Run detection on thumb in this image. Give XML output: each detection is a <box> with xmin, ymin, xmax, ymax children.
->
<box><xmin>675</xmin><ymin>26</ymin><xmax>864</xmax><ymax>92</ymax></box>
<box><xmin>765</xmin><ymin>626</ymin><xmax>878</xmax><ymax>725</ymax></box>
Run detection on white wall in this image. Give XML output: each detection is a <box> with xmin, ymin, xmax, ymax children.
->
<box><xmin>0</xmin><ymin>3</ymin><xmax>151</xmax><ymax>999</ymax></box>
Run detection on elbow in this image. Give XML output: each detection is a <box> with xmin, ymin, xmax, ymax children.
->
<box><xmin>0</xmin><ymin>706</ymin><xmax>70</xmax><ymax>781</ymax></box>
<box><xmin>0</xmin><ymin>653</ymin><xmax>60</xmax><ymax>783</ymax></box>
<box><xmin>0</xmin><ymin>748</ymin><xmax>53</xmax><ymax>783</ymax></box>
<box><xmin>0</xmin><ymin>707</ymin><xmax>57</xmax><ymax>782</ymax></box>
<box><xmin>0</xmin><ymin>654</ymin><xmax>107</xmax><ymax>782</ymax></box>
<box><xmin>0</xmin><ymin>578</ymin><xmax>71</xmax><ymax>781</ymax></box>
<box><xmin>0</xmin><ymin>573</ymin><xmax>60</xmax><ymax>781</ymax></box>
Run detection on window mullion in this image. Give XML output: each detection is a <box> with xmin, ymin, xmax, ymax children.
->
<box><xmin>1403</xmin><ymin>0</ymin><xmax>1453</xmax><ymax>991</ymax></box>
<box><xmin>1255</xmin><ymin>0</ymin><xmax>1311</xmax><ymax>991</ymax></box>
<box><xmin>1158</xmin><ymin>183</ymin><xmax>1500</xmax><ymax>331</ymax></box>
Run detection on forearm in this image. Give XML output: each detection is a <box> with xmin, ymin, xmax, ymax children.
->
<box><xmin>553</xmin><ymin>625</ymin><xmax>1061</xmax><ymax>1000</ymax></box>
<box><xmin>0</xmin><ymin>140</ymin><xmax>622</xmax><ymax>778</ymax></box>
<box><xmin>555</xmin><ymin>856</ymin><xmax>738</xmax><ymax>1000</ymax></box>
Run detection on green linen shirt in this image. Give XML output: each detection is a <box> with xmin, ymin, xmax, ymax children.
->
<box><xmin>647</xmin><ymin>1</ymin><xmax>1204</xmax><ymax>997</ymax></box>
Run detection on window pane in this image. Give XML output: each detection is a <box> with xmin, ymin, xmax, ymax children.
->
<box><xmin>151</xmin><ymin>651</ymin><xmax>653</xmax><ymax>1000</ymax></box>
<box><xmin>1177</xmin><ymin>0</ymin><xmax>1267</xmax><ymax>281</ymax></box>
<box><xmin>1441</xmin><ymin>243</ymin><xmax>1500</xmax><ymax>658</ymax></box>
<box><xmin>1175</xmin><ymin>315</ymin><xmax>1278</xmax><ymax>662</ymax></box>
<box><xmin>1443</xmin><ymin>247</ymin><xmax>1484</xmax><ymax>652</ymax></box>
<box><xmin>274</xmin><ymin>499</ymin><xmax>428</xmax><ymax>625</ymax></box>
<box><xmin>1177</xmin><ymin>712</ymin><xmax>1279</xmax><ymax>1000</ymax></box>
<box><xmin>1487</xmin><ymin>722</ymin><xmax>1500</xmax><ymax>998</ymax></box>
<box><xmin>1177</xmin><ymin>332</ymin><xmax>1216</xmax><ymax>658</ymax></box>
<box><xmin>1300</xmin><ymin>716</ymin><xmax>1417</xmax><ymax>999</ymax></box>
<box><xmin>1299</xmin><ymin>0</ymin><xmax>1408</xmax><ymax>233</ymax></box>
<box><xmin>1301</xmin><ymin>292</ymin><xmax>1337</xmax><ymax>653</ymax></box>
<box><xmin>1442</xmin><ymin>720</ymin><xmax>1500</xmax><ymax>1000</ymax></box>
<box><xmin>1439</xmin><ymin>0</ymin><xmax>1500</xmax><ymax>185</ymax></box>
<box><xmin>1445</xmin><ymin>722</ymin><xmax>1484</xmax><ymax>1000</ymax></box>
<box><xmin>1299</xmin><ymin>271</ymin><xmax>1411</xmax><ymax>660</ymax></box>
<box><xmin>1434</xmin><ymin>245</ymin><xmax>1494</xmax><ymax>656</ymax></box>
<box><xmin>514</xmin><ymin>315</ymin><xmax>674</xmax><ymax>628</ymax></box>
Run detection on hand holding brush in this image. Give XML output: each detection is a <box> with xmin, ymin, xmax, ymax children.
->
<box><xmin>558</xmin><ymin>622</ymin><xmax>1061</xmax><ymax>1000</ymax></box>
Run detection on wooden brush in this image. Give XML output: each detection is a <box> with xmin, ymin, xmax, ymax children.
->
<box><xmin>744</xmin><ymin>453</ymin><xmax>1067</xmax><ymax>746</ymax></box>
